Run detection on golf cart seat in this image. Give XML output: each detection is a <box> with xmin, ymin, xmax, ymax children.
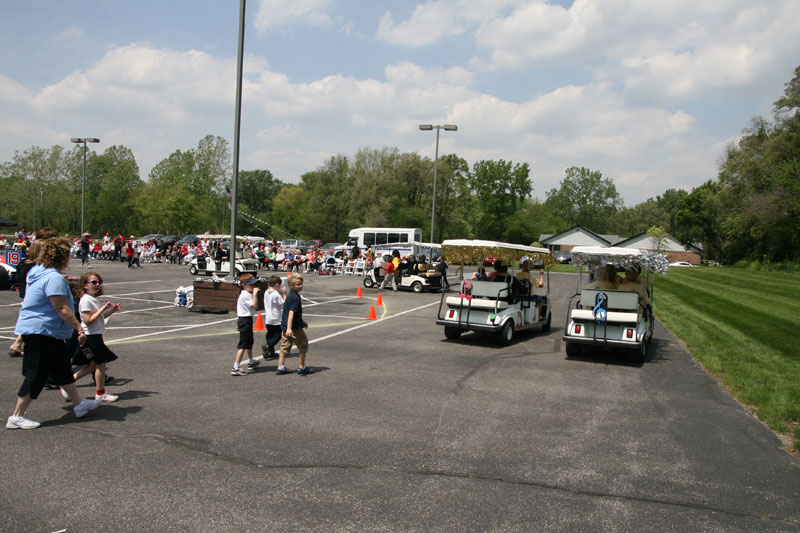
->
<box><xmin>445</xmin><ymin>280</ymin><xmax>511</xmax><ymax>310</ymax></box>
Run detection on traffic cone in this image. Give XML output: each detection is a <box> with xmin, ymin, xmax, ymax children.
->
<box><xmin>367</xmin><ymin>305</ymin><xmax>378</xmax><ymax>320</ymax></box>
<box><xmin>253</xmin><ymin>313</ymin><xmax>266</xmax><ymax>331</ymax></box>
<box><xmin>356</xmin><ymin>287</ymin><xmax>363</xmax><ymax>298</ymax></box>
<box><xmin>376</xmin><ymin>293</ymin><xmax>383</xmax><ymax>306</ymax></box>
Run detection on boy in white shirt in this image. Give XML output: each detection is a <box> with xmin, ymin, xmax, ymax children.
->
<box><xmin>261</xmin><ymin>276</ymin><xmax>285</xmax><ymax>359</ymax></box>
<box><xmin>231</xmin><ymin>275</ymin><xmax>261</xmax><ymax>376</ymax></box>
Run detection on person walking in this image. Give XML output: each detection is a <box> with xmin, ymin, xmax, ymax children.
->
<box><xmin>276</xmin><ymin>273</ymin><xmax>312</xmax><ymax>375</ymax></box>
<box><xmin>230</xmin><ymin>275</ymin><xmax>261</xmax><ymax>376</ymax></box>
<box><xmin>5</xmin><ymin>238</ymin><xmax>102</xmax><ymax>429</ymax></box>
<box><xmin>260</xmin><ymin>275</ymin><xmax>285</xmax><ymax>360</ymax></box>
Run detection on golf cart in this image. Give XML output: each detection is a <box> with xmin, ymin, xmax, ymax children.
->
<box><xmin>562</xmin><ymin>246</ymin><xmax>669</xmax><ymax>364</ymax></box>
<box><xmin>188</xmin><ymin>251</ymin><xmax>260</xmax><ymax>277</ymax></box>
<box><xmin>435</xmin><ymin>239</ymin><xmax>555</xmax><ymax>345</ymax></box>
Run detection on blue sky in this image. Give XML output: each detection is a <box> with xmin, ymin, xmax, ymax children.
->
<box><xmin>1</xmin><ymin>0</ymin><xmax>798</xmax><ymax>204</ymax></box>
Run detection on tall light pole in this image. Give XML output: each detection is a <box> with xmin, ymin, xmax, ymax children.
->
<box><xmin>70</xmin><ymin>137</ymin><xmax>100</xmax><ymax>236</ymax></box>
<box><xmin>419</xmin><ymin>124</ymin><xmax>457</xmax><ymax>243</ymax></box>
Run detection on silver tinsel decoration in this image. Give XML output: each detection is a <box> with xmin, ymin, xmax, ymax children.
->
<box><xmin>571</xmin><ymin>250</ymin><xmax>670</xmax><ymax>274</ymax></box>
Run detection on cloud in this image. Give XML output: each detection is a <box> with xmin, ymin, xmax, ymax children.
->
<box><xmin>254</xmin><ymin>0</ymin><xmax>333</xmax><ymax>32</ymax></box>
<box><xmin>53</xmin><ymin>25</ymin><xmax>84</xmax><ymax>42</ymax></box>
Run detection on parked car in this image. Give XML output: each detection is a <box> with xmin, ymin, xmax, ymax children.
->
<box><xmin>554</xmin><ymin>250</ymin><xmax>572</xmax><ymax>264</ymax></box>
<box><xmin>280</xmin><ymin>239</ymin><xmax>309</xmax><ymax>253</ymax></box>
<box><xmin>669</xmin><ymin>261</ymin><xmax>694</xmax><ymax>267</ymax></box>
<box><xmin>140</xmin><ymin>234</ymin><xmax>163</xmax><ymax>243</ymax></box>
<box><xmin>158</xmin><ymin>235</ymin><xmax>178</xmax><ymax>246</ymax></box>
<box><xmin>176</xmin><ymin>235</ymin><xmax>198</xmax><ymax>246</ymax></box>
<box><xmin>308</xmin><ymin>239</ymin><xmax>323</xmax><ymax>248</ymax></box>
<box><xmin>320</xmin><ymin>242</ymin><xmax>340</xmax><ymax>253</ymax></box>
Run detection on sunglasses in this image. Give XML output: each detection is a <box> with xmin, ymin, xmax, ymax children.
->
<box><xmin>89</xmin><ymin>280</ymin><xmax>103</xmax><ymax>286</ymax></box>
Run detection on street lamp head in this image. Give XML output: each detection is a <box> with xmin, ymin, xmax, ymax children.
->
<box><xmin>86</xmin><ymin>138</ymin><xmax>100</xmax><ymax>143</ymax></box>
<box><xmin>70</xmin><ymin>138</ymin><xmax>83</xmax><ymax>143</ymax></box>
<box><xmin>70</xmin><ymin>137</ymin><xmax>100</xmax><ymax>144</ymax></box>
<box><xmin>418</xmin><ymin>124</ymin><xmax>433</xmax><ymax>131</ymax></box>
<box><xmin>443</xmin><ymin>125</ymin><xmax>457</xmax><ymax>131</ymax></box>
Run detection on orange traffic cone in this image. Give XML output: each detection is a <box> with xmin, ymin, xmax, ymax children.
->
<box><xmin>356</xmin><ymin>287</ymin><xmax>363</xmax><ymax>298</ymax></box>
<box><xmin>376</xmin><ymin>293</ymin><xmax>383</xmax><ymax>306</ymax></box>
<box><xmin>367</xmin><ymin>305</ymin><xmax>378</xmax><ymax>320</ymax></box>
<box><xmin>253</xmin><ymin>313</ymin><xmax>266</xmax><ymax>331</ymax></box>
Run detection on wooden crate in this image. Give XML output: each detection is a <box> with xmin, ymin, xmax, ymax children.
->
<box><xmin>192</xmin><ymin>280</ymin><xmax>269</xmax><ymax>311</ymax></box>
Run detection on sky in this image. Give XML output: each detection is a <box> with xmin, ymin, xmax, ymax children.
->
<box><xmin>1</xmin><ymin>0</ymin><xmax>798</xmax><ymax>205</ymax></box>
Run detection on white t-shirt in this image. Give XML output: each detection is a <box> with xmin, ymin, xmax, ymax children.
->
<box><xmin>263</xmin><ymin>289</ymin><xmax>284</xmax><ymax>325</ymax></box>
<box><xmin>237</xmin><ymin>289</ymin><xmax>255</xmax><ymax>317</ymax></box>
<box><xmin>80</xmin><ymin>294</ymin><xmax>106</xmax><ymax>335</ymax></box>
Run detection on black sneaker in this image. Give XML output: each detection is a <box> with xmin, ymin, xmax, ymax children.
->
<box><xmin>297</xmin><ymin>366</ymin><xmax>314</xmax><ymax>375</ymax></box>
<box><xmin>231</xmin><ymin>367</ymin><xmax>248</xmax><ymax>376</ymax></box>
<box><xmin>247</xmin><ymin>360</ymin><xmax>260</xmax><ymax>371</ymax></box>
<box><xmin>261</xmin><ymin>344</ymin><xmax>268</xmax><ymax>357</ymax></box>
<box><xmin>276</xmin><ymin>367</ymin><xmax>291</xmax><ymax>375</ymax></box>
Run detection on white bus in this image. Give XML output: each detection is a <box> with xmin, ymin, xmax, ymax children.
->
<box><xmin>334</xmin><ymin>227</ymin><xmax>423</xmax><ymax>256</ymax></box>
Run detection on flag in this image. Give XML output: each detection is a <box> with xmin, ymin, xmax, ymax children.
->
<box><xmin>225</xmin><ymin>185</ymin><xmax>232</xmax><ymax>198</ymax></box>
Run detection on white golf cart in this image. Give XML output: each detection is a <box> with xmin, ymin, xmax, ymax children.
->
<box><xmin>362</xmin><ymin>243</ymin><xmax>444</xmax><ymax>293</ymax></box>
<box><xmin>562</xmin><ymin>246</ymin><xmax>669</xmax><ymax>364</ymax></box>
<box><xmin>188</xmin><ymin>251</ymin><xmax>260</xmax><ymax>277</ymax></box>
<box><xmin>435</xmin><ymin>239</ymin><xmax>555</xmax><ymax>345</ymax></box>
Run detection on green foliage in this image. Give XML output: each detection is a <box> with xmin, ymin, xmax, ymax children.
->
<box><xmin>545</xmin><ymin>166</ymin><xmax>622</xmax><ymax>234</ymax></box>
<box><xmin>468</xmin><ymin>159</ymin><xmax>532</xmax><ymax>239</ymax></box>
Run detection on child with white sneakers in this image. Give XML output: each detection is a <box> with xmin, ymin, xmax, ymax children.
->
<box><xmin>74</xmin><ymin>271</ymin><xmax>122</xmax><ymax>402</ymax></box>
<box><xmin>231</xmin><ymin>275</ymin><xmax>261</xmax><ymax>376</ymax></box>
<box><xmin>261</xmin><ymin>275</ymin><xmax>285</xmax><ymax>360</ymax></box>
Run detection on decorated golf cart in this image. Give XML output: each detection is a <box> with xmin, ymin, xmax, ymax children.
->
<box><xmin>435</xmin><ymin>239</ymin><xmax>555</xmax><ymax>345</ymax></box>
<box><xmin>563</xmin><ymin>246</ymin><xmax>669</xmax><ymax>363</ymax></box>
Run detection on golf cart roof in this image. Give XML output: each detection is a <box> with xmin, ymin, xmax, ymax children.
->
<box><xmin>442</xmin><ymin>239</ymin><xmax>554</xmax><ymax>266</ymax></box>
<box><xmin>570</xmin><ymin>246</ymin><xmax>669</xmax><ymax>273</ymax></box>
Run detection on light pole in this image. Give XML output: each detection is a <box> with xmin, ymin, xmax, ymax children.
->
<box><xmin>70</xmin><ymin>137</ymin><xmax>100</xmax><ymax>236</ymax></box>
<box><xmin>419</xmin><ymin>124</ymin><xmax>457</xmax><ymax>243</ymax></box>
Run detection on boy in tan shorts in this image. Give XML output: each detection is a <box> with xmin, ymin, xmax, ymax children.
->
<box><xmin>277</xmin><ymin>273</ymin><xmax>312</xmax><ymax>375</ymax></box>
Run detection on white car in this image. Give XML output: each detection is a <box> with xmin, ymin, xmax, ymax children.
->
<box><xmin>669</xmin><ymin>261</ymin><xmax>694</xmax><ymax>267</ymax></box>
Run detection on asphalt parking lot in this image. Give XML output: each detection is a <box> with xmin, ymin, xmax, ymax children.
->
<box><xmin>1</xmin><ymin>260</ymin><xmax>799</xmax><ymax>531</ymax></box>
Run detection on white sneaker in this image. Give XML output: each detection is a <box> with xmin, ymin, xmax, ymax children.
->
<box><xmin>60</xmin><ymin>387</ymin><xmax>70</xmax><ymax>402</ymax></box>
<box><xmin>95</xmin><ymin>393</ymin><xmax>118</xmax><ymax>403</ymax></box>
<box><xmin>74</xmin><ymin>398</ymin><xmax>102</xmax><ymax>418</ymax></box>
<box><xmin>6</xmin><ymin>415</ymin><xmax>40</xmax><ymax>429</ymax></box>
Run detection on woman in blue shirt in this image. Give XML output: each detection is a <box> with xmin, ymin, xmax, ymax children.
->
<box><xmin>6</xmin><ymin>238</ymin><xmax>102</xmax><ymax>430</ymax></box>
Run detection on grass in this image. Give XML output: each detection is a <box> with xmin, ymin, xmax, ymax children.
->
<box><xmin>653</xmin><ymin>266</ymin><xmax>800</xmax><ymax>453</ymax></box>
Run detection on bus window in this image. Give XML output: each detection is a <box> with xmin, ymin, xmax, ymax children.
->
<box><xmin>388</xmin><ymin>233</ymin><xmax>400</xmax><ymax>244</ymax></box>
<box><xmin>364</xmin><ymin>233</ymin><xmax>375</xmax><ymax>247</ymax></box>
<box><xmin>376</xmin><ymin>233</ymin><xmax>387</xmax><ymax>245</ymax></box>
<box><xmin>414</xmin><ymin>230</ymin><xmax>422</xmax><ymax>242</ymax></box>
<box><xmin>399</xmin><ymin>234</ymin><xmax>409</xmax><ymax>243</ymax></box>
<box><xmin>347</xmin><ymin>237</ymin><xmax>358</xmax><ymax>246</ymax></box>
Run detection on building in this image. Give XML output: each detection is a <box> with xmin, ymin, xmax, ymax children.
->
<box><xmin>540</xmin><ymin>226</ymin><xmax>703</xmax><ymax>264</ymax></box>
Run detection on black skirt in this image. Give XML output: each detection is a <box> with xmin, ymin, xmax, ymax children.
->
<box><xmin>72</xmin><ymin>334</ymin><xmax>119</xmax><ymax>366</ymax></box>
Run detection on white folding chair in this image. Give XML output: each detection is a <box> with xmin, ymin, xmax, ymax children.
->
<box><xmin>353</xmin><ymin>260</ymin><xmax>365</xmax><ymax>276</ymax></box>
<box><xmin>344</xmin><ymin>260</ymin><xmax>355</xmax><ymax>276</ymax></box>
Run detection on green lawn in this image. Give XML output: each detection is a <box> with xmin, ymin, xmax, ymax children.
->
<box><xmin>653</xmin><ymin>267</ymin><xmax>800</xmax><ymax>452</ymax></box>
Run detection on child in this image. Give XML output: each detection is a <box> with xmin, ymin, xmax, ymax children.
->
<box><xmin>277</xmin><ymin>273</ymin><xmax>312</xmax><ymax>375</ymax></box>
<box><xmin>74</xmin><ymin>272</ymin><xmax>122</xmax><ymax>402</ymax></box>
<box><xmin>261</xmin><ymin>275</ymin><xmax>285</xmax><ymax>360</ymax></box>
<box><xmin>231</xmin><ymin>275</ymin><xmax>261</xmax><ymax>376</ymax></box>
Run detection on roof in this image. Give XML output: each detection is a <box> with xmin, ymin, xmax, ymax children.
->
<box><xmin>614</xmin><ymin>232</ymin><xmax>703</xmax><ymax>253</ymax></box>
<box><xmin>540</xmin><ymin>226</ymin><xmax>615</xmax><ymax>247</ymax></box>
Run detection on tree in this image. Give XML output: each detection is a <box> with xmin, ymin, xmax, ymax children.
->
<box><xmin>468</xmin><ymin>159</ymin><xmax>532</xmax><ymax>239</ymax></box>
<box><xmin>545</xmin><ymin>166</ymin><xmax>622</xmax><ymax>234</ymax></box>
<box><xmin>86</xmin><ymin>146</ymin><xmax>142</xmax><ymax>235</ymax></box>
<box><xmin>236</xmin><ymin>169</ymin><xmax>284</xmax><ymax>236</ymax></box>
<box><xmin>647</xmin><ymin>225</ymin><xmax>669</xmax><ymax>253</ymax></box>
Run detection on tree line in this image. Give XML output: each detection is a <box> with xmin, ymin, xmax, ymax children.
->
<box><xmin>2</xmin><ymin>66</ymin><xmax>798</xmax><ymax>264</ymax></box>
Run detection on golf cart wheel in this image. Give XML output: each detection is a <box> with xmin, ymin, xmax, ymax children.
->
<box><xmin>444</xmin><ymin>327</ymin><xmax>462</xmax><ymax>340</ymax></box>
<box><xmin>411</xmin><ymin>281</ymin><xmax>423</xmax><ymax>293</ymax></box>
<box><xmin>363</xmin><ymin>276</ymin><xmax>375</xmax><ymax>288</ymax></box>
<box><xmin>189</xmin><ymin>265</ymin><xmax>198</xmax><ymax>275</ymax></box>
<box><xmin>633</xmin><ymin>340</ymin><xmax>646</xmax><ymax>364</ymax></box>
<box><xmin>498</xmin><ymin>320</ymin><xmax>514</xmax><ymax>345</ymax></box>
<box><xmin>565</xmin><ymin>342</ymin><xmax>581</xmax><ymax>358</ymax></box>
<box><xmin>541</xmin><ymin>311</ymin><xmax>551</xmax><ymax>332</ymax></box>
